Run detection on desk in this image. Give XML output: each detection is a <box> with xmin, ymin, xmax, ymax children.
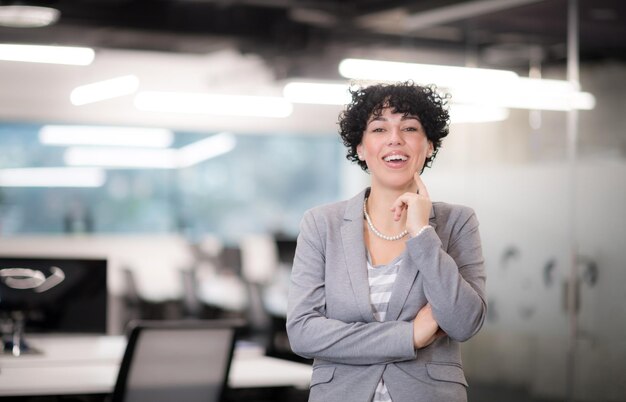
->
<box><xmin>0</xmin><ymin>335</ymin><xmax>311</xmax><ymax>397</ymax></box>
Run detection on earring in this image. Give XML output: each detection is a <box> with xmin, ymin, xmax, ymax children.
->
<box><xmin>358</xmin><ymin>154</ymin><xmax>364</xmax><ymax>160</ymax></box>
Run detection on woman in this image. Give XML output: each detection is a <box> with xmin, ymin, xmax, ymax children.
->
<box><xmin>286</xmin><ymin>82</ymin><xmax>486</xmax><ymax>402</ymax></box>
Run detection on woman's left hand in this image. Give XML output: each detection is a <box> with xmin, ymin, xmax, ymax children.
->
<box><xmin>390</xmin><ymin>172</ymin><xmax>432</xmax><ymax>237</ymax></box>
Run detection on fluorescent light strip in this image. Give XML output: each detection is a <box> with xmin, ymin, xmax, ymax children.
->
<box><xmin>39</xmin><ymin>125</ymin><xmax>174</xmax><ymax>148</ymax></box>
<box><xmin>71</xmin><ymin>75</ymin><xmax>139</xmax><ymax>105</ymax></box>
<box><xmin>515</xmin><ymin>77</ymin><xmax>595</xmax><ymax>110</ymax></box>
<box><xmin>284</xmin><ymin>80</ymin><xmax>508</xmax><ymax>122</ymax></box>
<box><xmin>177</xmin><ymin>132</ymin><xmax>236</xmax><ymax>168</ymax></box>
<box><xmin>0</xmin><ymin>6</ymin><xmax>60</xmax><ymax>28</ymax></box>
<box><xmin>134</xmin><ymin>91</ymin><xmax>293</xmax><ymax>118</ymax></box>
<box><xmin>339</xmin><ymin>58</ymin><xmax>519</xmax><ymax>89</ymax></box>
<box><xmin>0</xmin><ymin>44</ymin><xmax>94</xmax><ymax>65</ymax></box>
<box><xmin>286</xmin><ymin>77</ymin><xmax>595</xmax><ymax>112</ymax></box>
<box><xmin>65</xmin><ymin>148</ymin><xmax>178</xmax><ymax>169</ymax></box>
<box><xmin>283</xmin><ymin>82</ymin><xmax>351</xmax><ymax>105</ymax></box>
<box><xmin>449</xmin><ymin>104</ymin><xmax>510</xmax><ymax>123</ymax></box>
<box><xmin>64</xmin><ymin>132</ymin><xmax>236</xmax><ymax>169</ymax></box>
<box><xmin>451</xmin><ymin>77</ymin><xmax>596</xmax><ymax>111</ymax></box>
<box><xmin>0</xmin><ymin>168</ymin><xmax>105</xmax><ymax>188</ymax></box>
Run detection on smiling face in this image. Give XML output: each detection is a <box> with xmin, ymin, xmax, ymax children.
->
<box><xmin>357</xmin><ymin>107</ymin><xmax>433</xmax><ymax>191</ymax></box>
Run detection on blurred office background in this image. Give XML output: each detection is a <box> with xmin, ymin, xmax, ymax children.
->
<box><xmin>0</xmin><ymin>0</ymin><xmax>625</xmax><ymax>401</ymax></box>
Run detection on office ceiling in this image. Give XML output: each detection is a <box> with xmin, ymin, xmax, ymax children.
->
<box><xmin>0</xmin><ymin>0</ymin><xmax>624</xmax><ymax>133</ymax></box>
<box><xmin>1</xmin><ymin>0</ymin><xmax>625</xmax><ymax>78</ymax></box>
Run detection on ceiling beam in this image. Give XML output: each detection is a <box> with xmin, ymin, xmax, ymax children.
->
<box><xmin>405</xmin><ymin>0</ymin><xmax>548</xmax><ymax>31</ymax></box>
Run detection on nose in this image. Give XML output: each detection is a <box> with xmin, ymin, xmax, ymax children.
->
<box><xmin>387</xmin><ymin>127</ymin><xmax>404</xmax><ymax>145</ymax></box>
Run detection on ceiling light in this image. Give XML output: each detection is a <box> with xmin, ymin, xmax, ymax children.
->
<box><xmin>71</xmin><ymin>75</ymin><xmax>140</xmax><ymax>106</ymax></box>
<box><xmin>0</xmin><ymin>167</ymin><xmax>105</xmax><ymax>188</ymax></box>
<box><xmin>451</xmin><ymin>77</ymin><xmax>596</xmax><ymax>111</ymax></box>
<box><xmin>177</xmin><ymin>132</ymin><xmax>236</xmax><ymax>168</ymax></box>
<box><xmin>283</xmin><ymin>81</ymin><xmax>351</xmax><ymax>105</ymax></box>
<box><xmin>449</xmin><ymin>104</ymin><xmax>510</xmax><ymax>124</ymax></box>
<box><xmin>64</xmin><ymin>133</ymin><xmax>236</xmax><ymax>169</ymax></box>
<box><xmin>283</xmin><ymin>81</ymin><xmax>506</xmax><ymax>123</ymax></box>
<box><xmin>39</xmin><ymin>125</ymin><xmax>174</xmax><ymax>148</ymax></box>
<box><xmin>338</xmin><ymin>58</ymin><xmax>595</xmax><ymax>112</ymax></box>
<box><xmin>0</xmin><ymin>44</ymin><xmax>94</xmax><ymax>65</ymax></box>
<box><xmin>65</xmin><ymin>148</ymin><xmax>178</xmax><ymax>169</ymax></box>
<box><xmin>134</xmin><ymin>91</ymin><xmax>293</xmax><ymax>118</ymax></box>
<box><xmin>339</xmin><ymin>58</ymin><xmax>519</xmax><ymax>89</ymax></box>
<box><xmin>0</xmin><ymin>5</ymin><xmax>60</xmax><ymax>28</ymax></box>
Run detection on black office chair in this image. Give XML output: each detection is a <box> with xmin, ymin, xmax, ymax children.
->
<box><xmin>112</xmin><ymin>319</ymin><xmax>243</xmax><ymax>402</ymax></box>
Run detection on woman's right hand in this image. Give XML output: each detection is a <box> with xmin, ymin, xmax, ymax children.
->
<box><xmin>412</xmin><ymin>303</ymin><xmax>444</xmax><ymax>349</ymax></box>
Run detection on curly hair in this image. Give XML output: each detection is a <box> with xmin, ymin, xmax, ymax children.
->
<box><xmin>338</xmin><ymin>81</ymin><xmax>450</xmax><ymax>172</ymax></box>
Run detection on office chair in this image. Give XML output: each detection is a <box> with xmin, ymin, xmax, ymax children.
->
<box><xmin>112</xmin><ymin>319</ymin><xmax>243</xmax><ymax>402</ymax></box>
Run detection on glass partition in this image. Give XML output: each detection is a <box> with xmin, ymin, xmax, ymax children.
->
<box><xmin>416</xmin><ymin>61</ymin><xmax>626</xmax><ymax>402</ymax></box>
<box><xmin>0</xmin><ymin>125</ymin><xmax>341</xmax><ymax>240</ymax></box>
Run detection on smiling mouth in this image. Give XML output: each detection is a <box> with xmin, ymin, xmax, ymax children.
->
<box><xmin>383</xmin><ymin>154</ymin><xmax>408</xmax><ymax>162</ymax></box>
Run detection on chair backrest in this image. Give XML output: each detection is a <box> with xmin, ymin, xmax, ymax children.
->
<box><xmin>112</xmin><ymin>319</ymin><xmax>242</xmax><ymax>402</ymax></box>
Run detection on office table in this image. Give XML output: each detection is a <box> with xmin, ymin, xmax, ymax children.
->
<box><xmin>0</xmin><ymin>335</ymin><xmax>311</xmax><ymax>397</ymax></box>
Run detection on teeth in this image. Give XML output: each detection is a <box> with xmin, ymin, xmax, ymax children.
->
<box><xmin>384</xmin><ymin>154</ymin><xmax>408</xmax><ymax>162</ymax></box>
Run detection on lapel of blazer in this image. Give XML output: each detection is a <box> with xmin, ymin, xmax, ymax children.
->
<box><xmin>340</xmin><ymin>188</ymin><xmax>374</xmax><ymax>322</ymax></box>
<box><xmin>386</xmin><ymin>205</ymin><xmax>438</xmax><ymax>321</ymax></box>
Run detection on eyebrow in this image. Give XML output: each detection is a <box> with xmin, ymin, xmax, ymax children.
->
<box><xmin>368</xmin><ymin>115</ymin><xmax>420</xmax><ymax>123</ymax></box>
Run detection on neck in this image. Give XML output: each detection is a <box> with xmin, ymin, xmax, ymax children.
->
<box><xmin>368</xmin><ymin>180</ymin><xmax>418</xmax><ymax>206</ymax></box>
<box><xmin>365</xmin><ymin>181</ymin><xmax>417</xmax><ymax>231</ymax></box>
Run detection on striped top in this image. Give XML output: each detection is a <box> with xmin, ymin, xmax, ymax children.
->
<box><xmin>367</xmin><ymin>253</ymin><xmax>403</xmax><ymax>402</ymax></box>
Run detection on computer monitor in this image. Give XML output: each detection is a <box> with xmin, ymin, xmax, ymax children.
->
<box><xmin>0</xmin><ymin>256</ymin><xmax>107</xmax><ymax>334</ymax></box>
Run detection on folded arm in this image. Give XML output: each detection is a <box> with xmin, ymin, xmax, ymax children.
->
<box><xmin>407</xmin><ymin>210</ymin><xmax>487</xmax><ymax>342</ymax></box>
<box><xmin>286</xmin><ymin>211</ymin><xmax>418</xmax><ymax>366</ymax></box>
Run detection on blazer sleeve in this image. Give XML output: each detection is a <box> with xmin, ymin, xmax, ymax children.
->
<box><xmin>286</xmin><ymin>210</ymin><xmax>417</xmax><ymax>366</ymax></box>
<box><xmin>406</xmin><ymin>208</ymin><xmax>486</xmax><ymax>342</ymax></box>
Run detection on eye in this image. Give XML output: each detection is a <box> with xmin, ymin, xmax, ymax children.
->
<box><xmin>370</xmin><ymin>127</ymin><xmax>385</xmax><ymax>133</ymax></box>
<box><xmin>402</xmin><ymin>126</ymin><xmax>420</xmax><ymax>133</ymax></box>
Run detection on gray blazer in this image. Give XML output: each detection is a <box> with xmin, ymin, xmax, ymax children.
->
<box><xmin>286</xmin><ymin>188</ymin><xmax>486</xmax><ymax>402</ymax></box>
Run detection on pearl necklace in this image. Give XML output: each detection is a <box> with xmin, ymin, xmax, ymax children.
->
<box><xmin>363</xmin><ymin>197</ymin><xmax>408</xmax><ymax>241</ymax></box>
